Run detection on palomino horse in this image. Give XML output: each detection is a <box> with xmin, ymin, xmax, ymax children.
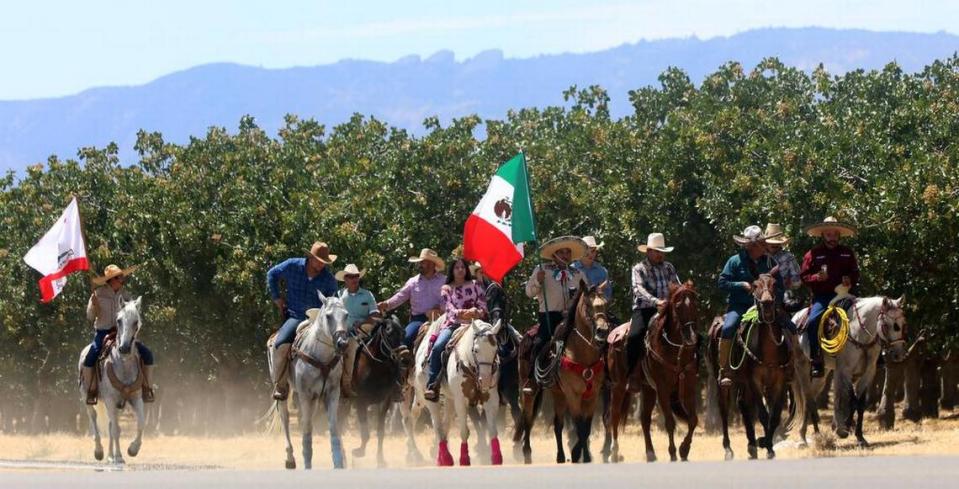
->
<box><xmin>349</xmin><ymin>315</ymin><xmax>412</xmax><ymax>467</ymax></box>
<box><xmin>708</xmin><ymin>274</ymin><xmax>804</xmax><ymax>460</ymax></box>
<box><xmin>792</xmin><ymin>295</ymin><xmax>907</xmax><ymax>447</ymax></box>
<box><xmin>267</xmin><ymin>293</ymin><xmax>350</xmax><ymax>469</ymax></box>
<box><xmin>604</xmin><ymin>281</ymin><xmax>700</xmax><ymax>463</ymax></box>
<box><xmin>517</xmin><ymin>281</ymin><xmax>609</xmax><ymax>464</ymax></box>
<box><xmin>407</xmin><ymin>317</ymin><xmax>505</xmax><ymax>466</ymax></box>
<box><xmin>78</xmin><ymin>297</ymin><xmax>147</xmax><ymax>464</ymax></box>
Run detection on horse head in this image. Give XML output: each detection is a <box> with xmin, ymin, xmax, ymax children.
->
<box><xmin>313</xmin><ymin>292</ymin><xmax>350</xmax><ymax>354</ymax></box>
<box><xmin>576</xmin><ymin>280</ymin><xmax>610</xmax><ymax>344</ymax></box>
<box><xmin>468</xmin><ymin>319</ymin><xmax>503</xmax><ymax>395</ymax></box>
<box><xmin>879</xmin><ymin>295</ymin><xmax>908</xmax><ymax>363</ymax></box>
<box><xmin>382</xmin><ymin>314</ymin><xmax>413</xmax><ymax>369</ymax></box>
<box><xmin>752</xmin><ymin>274</ymin><xmax>777</xmax><ymax>325</ymax></box>
<box><xmin>116</xmin><ymin>296</ymin><xmax>142</xmax><ymax>355</ymax></box>
<box><xmin>668</xmin><ymin>280</ymin><xmax>699</xmax><ymax>344</ymax></box>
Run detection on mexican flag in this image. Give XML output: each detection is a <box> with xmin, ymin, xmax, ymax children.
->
<box><xmin>23</xmin><ymin>197</ymin><xmax>89</xmax><ymax>302</ymax></box>
<box><xmin>463</xmin><ymin>153</ymin><xmax>537</xmax><ymax>283</ymax></box>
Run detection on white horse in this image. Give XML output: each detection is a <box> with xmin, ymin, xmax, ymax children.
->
<box><xmin>268</xmin><ymin>293</ymin><xmax>349</xmax><ymax>469</ymax></box>
<box><xmin>404</xmin><ymin>317</ymin><xmax>504</xmax><ymax>466</ymax></box>
<box><xmin>793</xmin><ymin>295</ymin><xmax>908</xmax><ymax>447</ymax></box>
<box><xmin>77</xmin><ymin>297</ymin><xmax>146</xmax><ymax>464</ymax></box>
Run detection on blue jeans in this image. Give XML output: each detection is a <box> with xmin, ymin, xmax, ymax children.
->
<box><xmin>83</xmin><ymin>329</ymin><xmax>154</xmax><ymax>367</ymax></box>
<box><xmin>721</xmin><ymin>304</ymin><xmax>751</xmax><ymax>339</ymax></box>
<box><xmin>805</xmin><ymin>293</ymin><xmax>836</xmax><ymax>359</ymax></box>
<box><xmin>403</xmin><ymin>314</ymin><xmax>429</xmax><ymax>349</ymax></box>
<box><xmin>275</xmin><ymin>317</ymin><xmax>302</xmax><ymax>347</ymax></box>
<box><xmin>427</xmin><ymin>327</ymin><xmax>455</xmax><ymax>387</ymax></box>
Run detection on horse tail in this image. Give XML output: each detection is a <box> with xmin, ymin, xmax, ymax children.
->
<box><xmin>256</xmin><ymin>401</ymin><xmax>281</xmax><ymax>434</ymax></box>
<box><xmin>782</xmin><ymin>364</ymin><xmax>807</xmax><ymax>436</ymax></box>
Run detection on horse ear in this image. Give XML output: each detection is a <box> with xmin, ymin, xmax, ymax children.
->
<box><xmin>579</xmin><ymin>279</ymin><xmax>589</xmax><ymax>294</ymax></box>
<box><xmin>684</xmin><ymin>279</ymin><xmax>694</xmax><ymax>288</ymax></box>
<box><xmin>135</xmin><ymin>296</ymin><xmax>143</xmax><ymax>310</ymax></box>
<box><xmin>894</xmin><ymin>295</ymin><xmax>905</xmax><ymax>308</ymax></box>
<box><xmin>597</xmin><ymin>280</ymin><xmax>609</xmax><ymax>294</ymax></box>
<box><xmin>491</xmin><ymin>319</ymin><xmax>503</xmax><ymax>335</ymax></box>
<box><xmin>471</xmin><ymin>320</ymin><xmax>481</xmax><ymax>334</ymax></box>
<box><xmin>317</xmin><ymin>290</ymin><xmax>327</xmax><ymax>303</ymax></box>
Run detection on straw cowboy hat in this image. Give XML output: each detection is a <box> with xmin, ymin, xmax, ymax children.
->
<box><xmin>308</xmin><ymin>241</ymin><xmax>338</xmax><ymax>264</ymax></box>
<box><xmin>538</xmin><ymin>236</ymin><xmax>588</xmax><ymax>261</ymax></box>
<box><xmin>733</xmin><ymin>225</ymin><xmax>767</xmax><ymax>246</ymax></box>
<box><xmin>469</xmin><ymin>261</ymin><xmax>483</xmax><ymax>275</ymax></box>
<box><xmin>805</xmin><ymin>216</ymin><xmax>858</xmax><ymax>238</ymax></box>
<box><xmin>91</xmin><ymin>264</ymin><xmax>138</xmax><ymax>286</ymax></box>
<box><xmin>334</xmin><ymin>263</ymin><xmax>366</xmax><ymax>281</ymax></box>
<box><xmin>582</xmin><ymin>236</ymin><xmax>605</xmax><ymax>249</ymax></box>
<box><xmin>638</xmin><ymin>233</ymin><xmax>674</xmax><ymax>253</ymax></box>
<box><xmin>764</xmin><ymin>223</ymin><xmax>789</xmax><ymax>245</ymax></box>
<box><xmin>408</xmin><ymin>248</ymin><xmax>446</xmax><ymax>270</ymax></box>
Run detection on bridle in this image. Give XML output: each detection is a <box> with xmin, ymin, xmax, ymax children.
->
<box><xmin>848</xmin><ymin>299</ymin><xmax>907</xmax><ymax>350</ymax></box>
<box><xmin>571</xmin><ymin>290</ymin><xmax>609</xmax><ymax>350</ymax></box>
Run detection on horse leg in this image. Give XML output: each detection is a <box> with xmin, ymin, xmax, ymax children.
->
<box><xmin>375</xmin><ymin>400</ymin><xmax>389</xmax><ymax>467</ymax></box>
<box><xmin>486</xmin><ymin>390</ymin><xmax>503</xmax><ymax>465</ymax></box>
<box><xmin>353</xmin><ymin>400</ymin><xmax>369</xmax><ymax>459</ymax></box>
<box><xmin>552</xmin><ymin>392</ymin><xmax>568</xmax><ymax>464</ymax></box>
<box><xmin>739</xmin><ymin>386</ymin><xmax>759</xmax><ymax>460</ymax></box>
<box><xmin>654</xmin><ymin>387</ymin><xmax>678</xmax><ymax>462</ymax></box>
<box><xmin>86</xmin><ymin>405</ymin><xmax>104</xmax><ymax>461</ymax></box>
<box><xmin>451</xmin><ymin>382</ymin><xmax>471</xmax><ymax>466</ymax></box>
<box><xmin>326</xmin><ymin>390</ymin><xmax>345</xmax><ymax>469</ymax></box>
<box><xmin>719</xmin><ymin>382</ymin><xmax>734</xmax><ymax>460</ymax></box>
<box><xmin>832</xmin><ymin>367</ymin><xmax>853</xmax><ymax>439</ymax></box>
<box><xmin>127</xmin><ymin>398</ymin><xmax>145</xmax><ymax>457</ymax></box>
<box><xmin>277</xmin><ymin>399</ymin><xmax>296</xmax><ymax>469</ymax></box>
<box><xmin>468</xmin><ymin>405</ymin><xmax>489</xmax><ymax>464</ymax></box>
<box><xmin>764</xmin><ymin>381</ymin><xmax>787</xmax><ymax>459</ymax></box>
<box><xmin>401</xmin><ymin>394</ymin><xmax>425</xmax><ymax>465</ymax></box>
<box><xmin>298</xmin><ymin>395</ymin><xmax>314</xmax><ymax>470</ymax></box>
<box><xmin>516</xmin><ymin>389</ymin><xmax>538</xmax><ymax>464</ymax></box>
<box><xmin>106</xmin><ymin>403</ymin><xmax>123</xmax><ymax>464</ymax></box>
<box><xmin>426</xmin><ymin>395</ymin><xmax>452</xmax><ymax>466</ymax></box>
<box><xmin>679</xmin><ymin>380</ymin><xmax>699</xmax><ymax>462</ymax></box>
<box><xmin>609</xmin><ymin>382</ymin><xmax>627</xmax><ymax>463</ymax></box>
<box><xmin>855</xmin><ymin>354</ymin><xmax>878</xmax><ymax>448</ymax></box>
<box><xmin>639</xmin><ymin>383</ymin><xmax>657</xmax><ymax>462</ymax></box>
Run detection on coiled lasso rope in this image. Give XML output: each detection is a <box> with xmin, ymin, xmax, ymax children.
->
<box><xmin>818</xmin><ymin>305</ymin><xmax>849</xmax><ymax>355</ymax></box>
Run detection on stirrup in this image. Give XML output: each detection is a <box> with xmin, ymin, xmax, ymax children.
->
<box><xmin>85</xmin><ymin>391</ymin><xmax>98</xmax><ymax>405</ymax></box>
<box><xmin>719</xmin><ymin>376</ymin><xmax>733</xmax><ymax>388</ymax></box>
<box><xmin>424</xmin><ymin>386</ymin><xmax>439</xmax><ymax>402</ymax></box>
<box><xmin>142</xmin><ymin>386</ymin><xmax>156</xmax><ymax>403</ymax></box>
<box><xmin>273</xmin><ymin>383</ymin><xmax>289</xmax><ymax>401</ymax></box>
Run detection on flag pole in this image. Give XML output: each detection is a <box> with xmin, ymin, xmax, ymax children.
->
<box><xmin>70</xmin><ymin>193</ymin><xmax>96</xmax><ymax>293</ymax></box>
<box><xmin>521</xmin><ymin>152</ymin><xmax>553</xmax><ymax>338</ymax></box>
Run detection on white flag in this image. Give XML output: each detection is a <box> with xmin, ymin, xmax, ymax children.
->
<box><xmin>23</xmin><ymin>197</ymin><xmax>89</xmax><ymax>302</ymax></box>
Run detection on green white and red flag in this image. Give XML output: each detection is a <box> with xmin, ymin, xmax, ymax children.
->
<box><xmin>463</xmin><ymin>153</ymin><xmax>537</xmax><ymax>283</ymax></box>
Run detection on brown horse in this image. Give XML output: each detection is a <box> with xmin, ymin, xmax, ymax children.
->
<box><xmin>515</xmin><ymin>281</ymin><xmax>609</xmax><ymax>464</ymax></box>
<box><xmin>605</xmin><ymin>281</ymin><xmax>700</xmax><ymax>463</ymax></box>
<box><xmin>708</xmin><ymin>273</ymin><xmax>804</xmax><ymax>460</ymax></box>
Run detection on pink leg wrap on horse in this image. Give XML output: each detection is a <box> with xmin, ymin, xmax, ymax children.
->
<box><xmin>490</xmin><ymin>437</ymin><xmax>503</xmax><ymax>465</ymax></box>
<box><xmin>459</xmin><ymin>441</ymin><xmax>471</xmax><ymax>466</ymax></box>
<box><xmin>437</xmin><ymin>440</ymin><xmax>454</xmax><ymax>466</ymax></box>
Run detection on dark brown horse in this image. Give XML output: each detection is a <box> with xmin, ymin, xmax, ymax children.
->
<box><xmin>348</xmin><ymin>315</ymin><xmax>412</xmax><ymax>467</ymax></box>
<box><xmin>708</xmin><ymin>274</ymin><xmax>804</xmax><ymax>460</ymax></box>
<box><xmin>605</xmin><ymin>281</ymin><xmax>700</xmax><ymax>463</ymax></box>
<box><xmin>515</xmin><ymin>281</ymin><xmax>609</xmax><ymax>464</ymax></box>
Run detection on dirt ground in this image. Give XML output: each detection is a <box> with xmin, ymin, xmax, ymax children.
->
<box><xmin>2</xmin><ymin>406</ymin><xmax>958</xmax><ymax>470</ymax></box>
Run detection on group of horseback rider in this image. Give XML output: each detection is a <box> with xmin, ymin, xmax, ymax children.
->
<box><xmin>78</xmin><ymin>216</ymin><xmax>857</xmax><ymax>405</ymax></box>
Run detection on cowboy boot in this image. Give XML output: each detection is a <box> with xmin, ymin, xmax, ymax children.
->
<box><xmin>272</xmin><ymin>343</ymin><xmax>292</xmax><ymax>400</ymax></box>
<box><xmin>341</xmin><ymin>340</ymin><xmax>358</xmax><ymax>398</ymax></box>
<box><xmin>521</xmin><ymin>337</ymin><xmax>543</xmax><ymax>394</ymax></box>
<box><xmin>141</xmin><ymin>365</ymin><xmax>156</xmax><ymax>403</ymax></box>
<box><xmin>81</xmin><ymin>366</ymin><xmax>98</xmax><ymax>405</ymax></box>
<box><xmin>718</xmin><ymin>339</ymin><xmax>734</xmax><ymax>388</ymax></box>
<box><xmin>810</xmin><ymin>348</ymin><xmax>825</xmax><ymax>378</ymax></box>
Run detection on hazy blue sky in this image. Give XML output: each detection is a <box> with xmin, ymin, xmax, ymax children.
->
<box><xmin>3</xmin><ymin>0</ymin><xmax>957</xmax><ymax>100</ymax></box>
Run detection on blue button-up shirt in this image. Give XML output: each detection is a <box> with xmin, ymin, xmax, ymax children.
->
<box><xmin>571</xmin><ymin>260</ymin><xmax>613</xmax><ymax>300</ymax></box>
<box><xmin>267</xmin><ymin>257</ymin><xmax>338</xmax><ymax>320</ymax></box>
<box><xmin>718</xmin><ymin>250</ymin><xmax>783</xmax><ymax>308</ymax></box>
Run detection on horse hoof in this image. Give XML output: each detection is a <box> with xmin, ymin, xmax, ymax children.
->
<box><xmin>556</xmin><ymin>454</ymin><xmax>566</xmax><ymax>464</ymax></box>
<box><xmin>285</xmin><ymin>459</ymin><xmax>296</xmax><ymax>470</ymax></box>
<box><xmin>352</xmin><ymin>447</ymin><xmax>366</xmax><ymax>458</ymax></box>
<box><xmin>94</xmin><ymin>448</ymin><xmax>104</xmax><ymax>461</ymax></box>
<box><xmin>836</xmin><ymin>428</ymin><xmax>849</xmax><ymax>439</ymax></box>
<box><xmin>491</xmin><ymin>438</ymin><xmax>503</xmax><ymax>465</ymax></box>
<box><xmin>766</xmin><ymin>450</ymin><xmax>776</xmax><ymax>460</ymax></box>
<box><xmin>724</xmin><ymin>449</ymin><xmax>734</xmax><ymax>461</ymax></box>
<box><xmin>747</xmin><ymin>446</ymin><xmax>758</xmax><ymax>460</ymax></box>
<box><xmin>857</xmin><ymin>439</ymin><xmax>869</xmax><ymax>449</ymax></box>
<box><xmin>377</xmin><ymin>458</ymin><xmax>387</xmax><ymax>469</ymax></box>
<box><xmin>127</xmin><ymin>446</ymin><xmax>140</xmax><ymax>458</ymax></box>
<box><xmin>646</xmin><ymin>452</ymin><xmax>657</xmax><ymax>463</ymax></box>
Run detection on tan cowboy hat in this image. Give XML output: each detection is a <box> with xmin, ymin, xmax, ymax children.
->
<box><xmin>408</xmin><ymin>248</ymin><xmax>446</xmax><ymax>270</ymax></box>
<box><xmin>469</xmin><ymin>261</ymin><xmax>483</xmax><ymax>275</ymax></box>
<box><xmin>764</xmin><ymin>223</ymin><xmax>789</xmax><ymax>245</ymax></box>
<box><xmin>638</xmin><ymin>233</ymin><xmax>674</xmax><ymax>253</ymax></box>
<box><xmin>334</xmin><ymin>263</ymin><xmax>366</xmax><ymax>281</ymax></box>
<box><xmin>733</xmin><ymin>225</ymin><xmax>766</xmax><ymax>246</ymax></box>
<box><xmin>308</xmin><ymin>241</ymin><xmax>338</xmax><ymax>264</ymax></box>
<box><xmin>582</xmin><ymin>236</ymin><xmax>604</xmax><ymax>249</ymax></box>
<box><xmin>91</xmin><ymin>264</ymin><xmax>138</xmax><ymax>286</ymax></box>
<box><xmin>538</xmin><ymin>236</ymin><xmax>588</xmax><ymax>261</ymax></box>
<box><xmin>805</xmin><ymin>216</ymin><xmax>857</xmax><ymax>238</ymax></box>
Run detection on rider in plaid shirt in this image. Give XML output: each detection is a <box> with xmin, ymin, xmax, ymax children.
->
<box><xmin>628</xmin><ymin>233</ymin><xmax>681</xmax><ymax>373</ymax></box>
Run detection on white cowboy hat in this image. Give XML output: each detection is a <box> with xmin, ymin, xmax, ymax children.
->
<box><xmin>408</xmin><ymin>248</ymin><xmax>446</xmax><ymax>270</ymax></box>
<box><xmin>764</xmin><ymin>223</ymin><xmax>789</xmax><ymax>245</ymax></box>
<box><xmin>638</xmin><ymin>233</ymin><xmax>674</xmax><ymax>253</ymax></box>
<box><xmin>582</xmin><ymin>236</ymin><xmax>604</xmax><ymax>250</ymax></box>
<box><xmin>308</xmin><ymin>241</ymin><xmax>338</xmax><ymax>264</ymax></box>
<box><xmin>805</xmin><ymin>216</ymin><xmax>857</xmax><ymax>238</ymax></box>
<box><xmin>469</xmin><ymin>261</ymin><xmax>483</xmax><ymax>275</ymax></box>
<box><xmin>334</xmin><ymin>263</ymin><xmax>367</xmax><ymax>281</ymax></box>
<box><xmin>733</xmin><ymin>225</ymin><xmax>766</xmax><ymax>246</ymax></box>
<box><xmin>91</xmin><ymin>264</ymin><xmax>138</xmax><ymax>286</ymax></box>
<box><xmin>538</xmin><ymin>236</ymin><xmax>588</xmax><ymax>261</ymax></box>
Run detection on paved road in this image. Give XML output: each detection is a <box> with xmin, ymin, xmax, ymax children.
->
<box><xmin>3</xmin><ymin>455</ymin><xmax>957</xmax><ymax>489</ymax></box>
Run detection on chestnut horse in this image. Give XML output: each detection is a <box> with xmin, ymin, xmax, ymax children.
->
<box><xmin>708</xmin><ymin>273</ymin><xmax>804</xmax><ymax>460</ymax></box>
<box><xmin>516</xmin><ymin>281</ymin><xmax>609</xmax><ymax>464</ymax></box>
<box><xmin>604</xmin><ymin>281</ymin><xmax>700</xmax><ymax>463</ymax></box>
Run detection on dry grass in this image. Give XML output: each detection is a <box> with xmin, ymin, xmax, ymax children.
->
<box><xmin>1</xmin><ymin>409</ymin><xmax>958</xmax><ymax>470</ymax></box>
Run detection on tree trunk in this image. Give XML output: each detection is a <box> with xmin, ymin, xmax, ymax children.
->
<box><xmin>704</xmin><ymin>361</ymin><xmax>721</xmax><ymax>433</ymax></box>
<box><xmin>878</xmin><ymin>360</ymin><xmax>904</xmax><ymax>430</ymax></box>
<box><xmin>902</xmin><ymin>351</ymin><xmax>922</xmax><ymax>422</ymax></box>
<box><xmin>918</xmin><ymin>355</ymin><xmax>940</xmax><ymax>419</ymax></box>
<box><xmin>941</xmin><ymin>351</ymin><xmax>958</xmax><ymax>410</ymax></box>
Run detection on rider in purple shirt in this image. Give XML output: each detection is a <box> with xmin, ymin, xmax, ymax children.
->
<box><xmin>378</xmin><ymin>248</ymin><xmax>447</xmax><ymax>349</ymax></box>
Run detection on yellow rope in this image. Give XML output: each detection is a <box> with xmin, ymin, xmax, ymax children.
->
<box><xmin>818</xmin><ymin>305</ymin><xmax>849</xmax><ymax>355</ymax></box>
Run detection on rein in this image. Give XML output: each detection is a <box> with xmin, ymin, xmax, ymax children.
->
<box><xmin>105</xmin><ymin>357</ymin><xmax>144</xmax><ymax>401</ymax></box>
<box><xmin>847</xmin><ymin>300</ymin><xmax>904</xmax><ymax>350</ymax></box>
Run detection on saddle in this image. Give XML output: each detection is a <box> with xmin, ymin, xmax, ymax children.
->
<box><xmin>437</xmin><ymin>325</ymin><xmax>472</xmax><ymax>372</ymax></box>
<box><xmin>607</xmin><ymin>323</ymin><xmax>630</xmax><ymax>347</ymax></box>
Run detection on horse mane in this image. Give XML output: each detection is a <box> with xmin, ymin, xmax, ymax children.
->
<box><xmin>565</xmin><ymin>280</ymin><xmax>595</xmax><ymax>325</ymax></box>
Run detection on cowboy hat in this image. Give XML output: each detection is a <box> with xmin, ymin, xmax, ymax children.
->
<box><xmin>733</xmin><ymin>225</ymin><xmax>766</xmax><ymax>246</ymax></box>
<box><xmin>764</xmin><ymin>223</ymin><xmax>789</xmax><ymax>245</ymax></box>
<box><xmin>805</xmin><ymin>216</ymin><xmax>857</xmax><ymax>238</ymax></box>
<box><xmin>408</xmin><ymin>248</ymin><xmax>446</xmax><ymax>270</ymax></box>
<box><xmin>334</xmin><ymin>263</ymin><xmax>366</xmax><ymax>281</ymax></box>
<box><xmin>469</xmin><ymin>261</ymin><xmax>483</xmax><ymax>275</ymax></box>
<box><xmin>91</xmin><ymin>264</ymin><xmax>138</xmax><ymax>286</ymax></box>
<box><xmin>582</xmin><ymin>236</ymin><xmax>604</xmax><ymax>249</ymax></box>
<box><xmin>638</xmin><ymin>233</ymin><xmax>674</xmax><ymax>253</ymax></box>
<box><xmin>308</xmin><ymin>242</ymin><xmax>338</xmax><ymax>264</ymax></box>
<box><xmin>538</xmin><ymin>236</ymin><xmax>588</xmax><ymax>261</ymax></box>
